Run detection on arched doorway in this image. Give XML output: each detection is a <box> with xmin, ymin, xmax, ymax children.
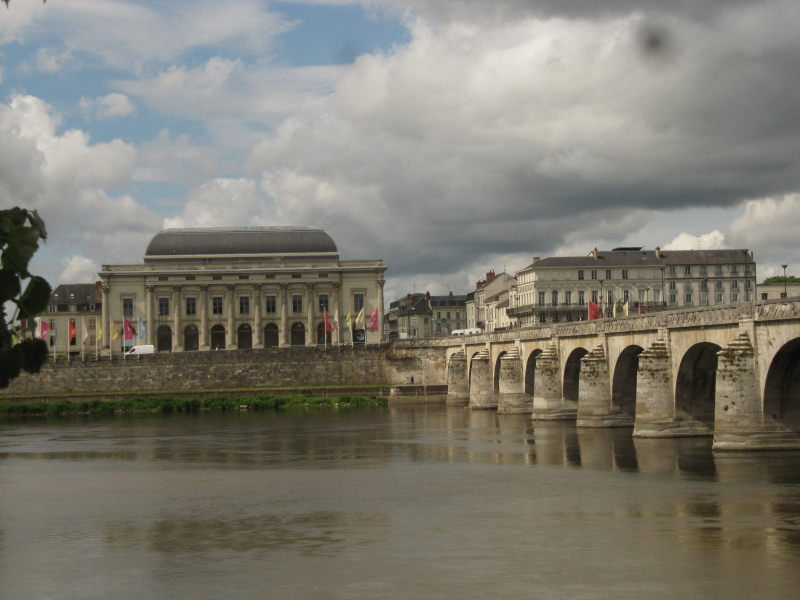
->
<box><xmin>675</xmin><ymin>342</ymin><xmax>721</xmax><ymax>430</ymax></box>
<box><xmin>290</xmin><ymin>322</ymin><xmax>305</xmax><ymax>346</ymax></box>
<box><xmin>316</xmin><ymin>322</ymin><xmax>331</xmax><ymax>345</ymax></box>
<box><xmin>525</xmin><ymin>349</ymin><xmax>542</xmax><ymax>395</ymax></box>
<box><xmin>611</xmin><ymin>345</ymin><xmax>644</xmax><ymax>417</ymax></box>
<box><xmin>764</xmin><ymin>338</ymin><xmax>800</xmax><ymax>431</ymax></box>
<box><xmin>264</xmin><ymin>323</ymin><xmax>279</xmax><ymax>348</ymax></box>
<box><xmin>184</xmin><ymin>325</ymin><xmax>199</xmax><ymax>351</ymax></box>
<box><xmin>210</xmin><ymin>325</ymin><xmax>226</xmax><ymax>350</ymax></box>
<box><xmin>563</xmin><ymin>348</ymin><xmax>588</xmax><ymax>404</ymax></box>
<box><xmin>238</xmin><ymin>324</ymin><xmax>252</xmax><ymax>349</ymax></box>
<box><xmin>156</xmin><ymin>325</ymin><xmax>172</xmax><ymax>352</ymax></box>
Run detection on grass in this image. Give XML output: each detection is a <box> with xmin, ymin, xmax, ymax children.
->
<box><xmin>0</xmin><ymin>394</ymin><xmax>387</xmax><ymax>418</ymax></box>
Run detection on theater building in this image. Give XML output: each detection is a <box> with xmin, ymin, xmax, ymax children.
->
<box><xmin>99</xmin><ymin>227</ymin><xmax>387</xmax><ymax>353</ymax></box>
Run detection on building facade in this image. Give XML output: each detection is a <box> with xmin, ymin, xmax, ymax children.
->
<box><xmin>757</xmin><ymin>282</ymin><xmax>800</xmax><ymax>301</ymax></box>
<box><xmin>99</xmin><ymin>227</ymin><xmax>387</xmax><ymax>353</ymax></box>
<box><xmin>509</xmin><ymin>247</ymin><xmax>757</xmax><ymax>325</ymax></box>
<box><xmin>39</xmin><ymin>283</ymin><xmax>102</xmax><ymax>356</ymax></box>
<box><xmin>466</xmin><ymin>271</ymin><xmax>516</xmax><ymax>331</ymax></box>
<box><xmin>386</xmin><ymin>292</ymin><xmax>466</xmax><ymax>339</ymax></box>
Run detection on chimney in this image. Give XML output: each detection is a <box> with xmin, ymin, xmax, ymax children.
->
<box><xmin>532</xmin><ymin>256</ymin><xmax>540</xmax><ymax>264</ymax></box>
<box><xmin>592</xmin><ymin>247</ymin><xmax>599</xmax><ymax>259</ymax></box>
<box><xmin>655</xmin><ymin>246</ymin><xmax>661</xmax><ymax>259</ymax></box>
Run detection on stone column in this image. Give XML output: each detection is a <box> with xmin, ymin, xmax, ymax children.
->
<box><xmin>469</xmin><ymin>348</ymin><xmax>496</xmax><ymax>409</ymax></box>
<box><xmin>632</xmin><ymin>338</ymin><xmax>676</xmax><ymax>437</ymax></box>
<box><xmin>497</xmin><ymin>347</ymin><xmax>530</xmax><ymax>414</ymax></box>
<box><xmin>446</xmin><ymin>349</ymin><xmax>469</xmax><ymax>405</ymax></box>
<box><xmin>226</xmin><ymin>285</ymin><xmax>235</xmax><ymax>349</ymax></box>
<box><xmin>172</xmin><ymin>286</ymin><xmax>182</xmax><ymax>352</ymax></box>
<box><xmin>577</xmin><ymin>344</ymin><xmax>630</xmax><ymax>427</ymax></box>
<box><xmin>306</xmin><ymin>283</ymin><xmax>315</xmax><ymax>346</ymax></box>
<box><xmin>253</xmin><ymin>284</ymin><xmax>263</xmax><ymax>349</ymax></box>
<box><xmin>199</xmin><ymin>285</ymin><xmax>209</xmax><ymax>350</ymax></box>
<box><xmin>713</xmin><ymin>331</ymin><xmax>789</xmax><ymax>450</ymax></box>
<box><xmin>144</xmin><ymin>285</ymin><xmax>153</xmax><ymax>346</ymax></box>
<box><xmin>377</xmin><ymin>279</ymin><xmax>386</xmax><ymax>344</ymax></box>
<box><xmin>280</xmin><ymin>284</ymin><xmax>289</xmax><ymax>347</ymax></box>
<box><xmin>101</xmin><ymin>284</ymin><xmax>110</xmax><ymax>352</ymax></box>
<box><xmin>532</xmin><ymin>343</ymin><xmax>572</xmax><ymax>420</ymax></box>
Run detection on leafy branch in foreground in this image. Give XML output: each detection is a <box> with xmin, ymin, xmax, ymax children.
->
<box><xmin>0</xmin><ymin>208</ymin><xmax>51</xmax><ymax>388</ymax></box>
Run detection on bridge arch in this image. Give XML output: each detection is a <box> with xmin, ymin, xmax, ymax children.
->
<box><xmin>763</xmin><ymin>337</ymin><xmax>800</xmax><ymax>431</ymax></box>
<box><xmin>675</xmin><ymin>342</ymin><xmax>721</xmax><ymax>431</ymax></box>
<box><xmin>611</xmin><ymin>345</ymin><xmax>644</xmax><ymax>418</ymax></box>
<box><xmin>493</xmin><ymin>351</ymin><xmax>508</xmax><ymax>392</ymax></box>
<box><xmin>524</xmin><ymin>349</ymin><xmax>542</xmax><ymax>395</ymax></box>
<box><xmin>563</xmin><ymin>347</ymin><xmax>588</xmax><ymax>404</ymax></box>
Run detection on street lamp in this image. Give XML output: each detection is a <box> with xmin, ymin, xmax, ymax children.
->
<box><xmin>781</xmin><ymin>264</ymin><xmax>788</xmax><ymax>298</ymax></box>
<box><xmin>599</xmin><ymin>279</ymin><xmax>604</xmax><ymax>318</ymax></box>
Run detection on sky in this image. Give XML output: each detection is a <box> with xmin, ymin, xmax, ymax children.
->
<box><xmin>1</xmin><ymin>0</ymin><xmax>799</xmax><ymax>302</ymax></box>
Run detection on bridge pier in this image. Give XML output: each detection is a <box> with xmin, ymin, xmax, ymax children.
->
<box><xmin>577</xmin><ymin>345</ymin><xmax>632</xmax><ymax>427</ymax></box>
<box><xmin>713</xmin><ymin>332</ymin><xmax>800</xmax><ymax>450</ymax></box>
<box><xmin>497</xmin><ymin>347</ymin><xmax>531</xmax><ymax>414</ymax></box>
<box><xmin>446</xmin><ymin>350</ymin><xmax>469</xmax><ymax>406</ymax></box>
<box><xmin>469</xmin><ymin>349</ymin><xmax>497</xmax><ymax>409</ymax></box>
<box><xmin>532</xmin><ymin>344</ymin><xmax>576</xmax><ymax>420</ymax></box>
<box><xmin>633</xmin><ymin>339</ymin><xmax>682</xmax><ymax>437</ymax></box>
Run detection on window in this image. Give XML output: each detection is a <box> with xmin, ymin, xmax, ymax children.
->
<box><xmin>700</xmin><ymin>280</ymin><xmax>708</xmax><ymax>291</ymax></box>
<box><xmin>716</xmin><ymin>292</ymin><xmax>724</xmax><ymax>303</ymax></box>
<box><xmin>653</xmin><ymin>289</ymin><xmax>661</xmax><ymax>303</ymax></box>
<box><xmin>606</xmin><ymin>290</ymin><xmax>613</xmax><ymax>305</ymax></box>
<box><xmin>761</xmin><ymin>293</ymin><xmax>768</xmax><ymax>300</ymax></box>
<box><xmin>669</xmin><ymin>294</ymin><xmax>677</xmax><ymax>305</ymax></box>
<box><xmin>591</xmin><ymin>290</ymin><xmax>598</xmax><ymax>303</ymax></box>
<box><xmin>731</xmin><ymin>264</ymin><xmax>738</xmax><ymax>274</ymax></box>
<box><xmin>716</xmin><ymin>280</ymin><xmax>723</xmax><ymax>290</ymax></box>
<box><xmin>622</xmin><ymin>269</ymin><xmax>628</xmax><ymax>279</ymax></box>
<box><xmin>212</xmin><ymin>275</ymin><xmax>222</xmax><ymax>281</ymax></box>
<box><xmin>745</xmin><ymin>264</ymin><xmax>752</xmax><ymax>273</ymax></box>
<box><xmin>638</xmin><ymin>269</ymin><xmax>644</xmax><ymax>279</ymax></box>
<box><xmin>669</xmin><ymin>266</ymin><xmax>676</xmax><ymax>276</ymax></box>
<box><xmin>266</xmin><ymin>274</ymin><xmax>275</xmax><ymax>279</ymax></box>
<box><xmin>158</xmin><ymin>276</ymin><xmax>168</xmax><ymax>281</ymax></box>
<box><xmin>239</xmin><ymin>275</ymin><xmax>249</xmax><ymax>280</ymax></box>
<box><xmin>745</xmin><ymin>279</ymin><xmax>752</xmax><ymax>290</ymax></box>
<box><xmin>578</xmin><ymin>270</ymin><xmax>584</xmax><ymax>280</ymax></box>
<box><xmin>605</xmin><ymin>269</ymin><xmax>612</xmax><ymax>279</ymax></box>
<box><xmin>158</xmin><ymin>297</ymin><xmax>169</xmax><ymax>316</ymax></box>
<box><xmin>212</xmin><ymin>296</ymin><xmax>223</xmax><ymax>315</ymax></box>
<box><xmin>354</xmin><ymin>293</ymin><xmax>365</xmax><ymax>312</ymax></box>
<box><xmin>685</xmin><ymin>293</ymin><xmax>693</xmax><ymax>304</ymax></box>
<box><xmin>291</xmin><ymin>274</ymin><xmax>301</xmax><ymax>279</ymax></box>
<box><xmin>684</xmin><ymin>282</ymin><xmax>692</xmax><ymax>291</ymax></box>
<box><xmin>551</xmin><ymin>290</ymin><xmax>558</xmax><ymax>306</ymax></box>
<box><xmin>266</xmin><ymin>295</ymin><xmax>276</xmax><ymax>313</ymax></box>
<box><xmin>292</xmin><ymin>295</ymin><xmax>303</xmax><ymax>313</ymax></box>
<box><xmin>564</xmin><ymin>291</ymin><xmax>571</xmax><ymax>306</ymax></box>
<box><xmin>186</xmin><ymin>297</ymin><xmax>196</xmax><ymax>316</ymax></box>
<box><xmin>239</xmin><ymin>296</ymin><xmax>250</xmax><ymax>314</ymax></box>
<box><xmin>623</xmin><ymin>290</ymin><xmax>629</xmax><ymax>302</ymax></box>
<box><xmin>578</xmin><ymin>291</ymin><xmax>585</xmax><ymax>306</ymax></box>
<box><xmin>732</xmin><ymin>292</ymin><xmax>739</xmax><ymax>303</ymax></box>
<box><xmin>685</xmin><ymin>265</ymin><xmax>692</xmax><ymax>276</ymax></box>
<box><xmin>731</xmin><ymin>280</ymin><xmax>739</xmax><ymax>290</ymax></box>
<box><xmin>538</xmin><ymin>291</ymin><xmax>545</xmax><ymax>306</ymax></box>
<box><xmin>318</xmin><ymin>273</ymin><xmax>328</xmax><ymax>278</ymax></box>
<box><xmin>591</xmin><ymin>270</ymin><xmax>597</xmax><ymax>280</ymax></box>
<box><xmin>69</xmin><ymin>319</ymin><xmax>76</xmax><ymax>345</ymax></box>
<box><xmin>669</xmin><ymin>281</ymin><xmax>676</xmax><ymax>290</ymax></box>
<box><xmin>715</xmin><ymin>265</ymin><xmax>723</xmax><ymax>275</ymax></box>
<box><xmin>701</xmin><ymin>293</ymin><xmax>708</xmax><ymax>305</ymax></box>
<box><xmin>318</xmin><ymin>294</ymin><xmax>329</xmax><ymax>312</ymax></box>
<box><xmin>638</xmin><ymin>289</ymin><xmax>646</xmax><ymax>302</ymax></box>
<box><xmin>186</xmin><ymin>275</ymin><xmax>196</xmax><ymax>281</ymax></box>
<box><xmin>122</xmin><ymin>298</ymin><xmax>133</xmax><ymax>318</ymax></box>
<box><xmin>700</xmin><ymin>265</ymin><xmax>707</xmax><ymax>275</ymax></box>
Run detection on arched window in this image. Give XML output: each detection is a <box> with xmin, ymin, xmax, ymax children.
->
<box><xmin>238</xmin><ymin>323</ymin><xmax>252</xmax><ymax>349</ymax></box>
<box><xmin>184</xmin><ymin>325</ymin><xmax>199</xmax><ymax>351</ymax></box>
<box><xmin>264</xmin><ymin>323</ymin><xmax>279</xmax><ymax>348</ymax></box>
<box><xmin>316</xmin><ymin>322</ymin><xmax>331</xmax><ymax>345</ymax></box>
<box><xmin>290</xmin><ymin>322</ymin><xmax>305</xmax><ymax>346</ymax></box>
<box><xmin>210</xmin><ymin>325</ymin><xmax>226</xmax><ymax>350</ymax></box>
<box><xmin>157</xmin><ymin>325</ymin><xmax>172</xmax><ymax>352</ymax></box>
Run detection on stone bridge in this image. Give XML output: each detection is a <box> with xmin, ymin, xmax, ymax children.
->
<box><xmin>396</xmin><ymin>299</ymin><xmax>800</xmax><ymax>451</ymax></box>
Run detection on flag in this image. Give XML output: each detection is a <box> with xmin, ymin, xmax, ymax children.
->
<box><xmin>39</xmin><ymin>319</ymin><xmax>50</xmax><ymax>339</ymax></box>
<box><xmin>637</xmin><ymin>302</ymin><xmax>642</xmax><ymax>315</ymax></box>
<box><xmin>11</xmin><ymin>330</ymin><xmax>21</xmax><ymax>345</ymax></box>
<box><xmin>82</xmin><ymin>319</ymin><xmax>89</xmax><ymax>342</ymax></box>
<box><xmin>368</xmin><ymin>308</ymin><xmax>379</xmax><ymax>331</ymax></box>
<box><xmin>612</xmin><ymin>302</ymin><xmax>617</xmax><ymax>318</ymax></box>
<box><xmin>138</xmin><ymin>318</ymin><xmax>147</xmax><ymax>340</ymax></box>
<box><xmin>324</xmin><ymin>310</ymin><xmax>332</xmax><ymax>333</ymax></box>
<box><xmin>588</xmin><ymin>301</ymin><xmax>600</xmax><ymax>320</ymax></box>
<box><xmin>123</xmin><ymin>318</ymin><xmax>135</xmax><ymax>340</ymax></box>
<box><xmin>355</xmin><ymin>307</ymin><xmax>365</xmax><ymax>329</ymax></box>
<box><xmin>333</xmin><ymin>306</ymin><xmax>339</xmax><ymax>330</ymax></box>
<box><xmin>111</xmin><ymin>325</ymin><xmax>120</xmax><ymax>341</ymax></box>
<box><xmin>345</xmin><ymin>311</ymin><xmax>352</xmax><ymax>330</ymax></box>
<box><xmin>69</xmin><ymin>320</ymin><xmax>77</xmax><ymax>342</ymax></box>
<box><xmin>96</xmin><ymin>321</ymin><xmax>103</xmax><ymax>341</ymax></box>
<box><xmin>623</xmin><ymin>301</ymin><xmax>629</xmax><ymax>316</ymax></box>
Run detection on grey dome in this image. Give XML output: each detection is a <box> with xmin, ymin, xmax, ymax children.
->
<box><xmin>145</xmin><ymin>227</ymin><xmax>338</xmax><ymax>256</ymax></box>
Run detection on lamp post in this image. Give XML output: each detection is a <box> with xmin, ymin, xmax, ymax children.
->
<box><xmin>599</xmin><ymin>279</ymin><xmax>604</xmax><ymax>318</ymax></box>
<box><xmin>781</xmin><ymin>264</ymin><xmax>788</xmax><ymax>298</ymax></box>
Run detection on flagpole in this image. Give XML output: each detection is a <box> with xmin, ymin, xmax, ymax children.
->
<box><xmin>66</xmin><ymin>321</ymin><xmax>70</xmax><ymax>365</ymax></box>
<box><xmin>81</xmin><ymin>316</ymin><xmax>85</xmax><ymax>362</ymax></box>
<box><xmin>95</xmin><ymin>318</ymin><xmax>98</xmax><ymax>360</ymax></box>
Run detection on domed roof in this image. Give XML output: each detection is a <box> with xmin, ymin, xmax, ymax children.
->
<box><xmin>145</xmin><ymin>227</ymin><xmax>338</xmax><ymax>256</ymax></box>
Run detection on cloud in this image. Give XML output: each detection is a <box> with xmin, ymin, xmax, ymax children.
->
<box><xmin>244</xmin><ymin>2</ymin><xmax>800</xmax><ymax>287</ymax></box>
<box><xmin>0</xmin><ymin>94</ymin><xmax>160</xmax><ymax>283</ymax></box>
<box><xmin>59</xmin><ymin>255</ymin><xmax>100</xmax><ymax>284</ymax></box>
<box><xmin>79</xmin><ymin>93</ymin><xmax>135</xmax><ymax>120</ymax></box>
<box><xmin>728</xmin><ymin>194</ymin><xmax>800</xmax><ymax>273</ymax></box>
<box><xmin>663</xmin><ymin>230</ymin><xmax>725</xmax><ymax>251</ymax></box>
<box><xmin>163</xmin><ymin>178</ymin><xmax>273</xmax><ymax>229</ymax></box>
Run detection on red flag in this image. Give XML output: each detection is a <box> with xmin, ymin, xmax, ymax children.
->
<box><xmin>324</xmin><ymin>311</ymin><xmax>332</xmax><ymax>333</ymax></box>
<box><xmin>368</xmin><ymin>308</ymin><xmax>379</xmax><ymax>331</ymax></box>
<box><xmin>39</xmin><ymin>321</ymin><xmax>51</xmax><ymax>339</ymax></box>
<box><xmin>69</xmin><ymin>320</ymin><xmax>77</xmax><ymax>341</ymax></box>
<box><xmin>588</xmin><ymin>301</ymin><xmax>600</xmax><ymax>320</ymax></box>
<box><xmin>123</xmin><ymin>318</ymin><xmax>135</xmax><ymax>340</ymax></box>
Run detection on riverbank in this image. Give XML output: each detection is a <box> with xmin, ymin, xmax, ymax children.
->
<box><xmin>0</xmin><ymin>393</ymin><xmax>387</xmax><ymax>418</ymax></box>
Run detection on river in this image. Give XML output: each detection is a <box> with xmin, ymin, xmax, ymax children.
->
<box><xmin>1</xmin><ymin>405</ymin><xmax>799</xmax><ymax>599</ymax></box>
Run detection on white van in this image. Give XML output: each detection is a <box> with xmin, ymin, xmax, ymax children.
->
<box><xmin>125</xmin><ymin>344</ymin><xmax>155</xmax><ymax>355</ymax></box>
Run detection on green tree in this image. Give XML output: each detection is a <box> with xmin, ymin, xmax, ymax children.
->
<box><xmin>0</xmin><ymin>208</ymin><xmax>51</xmax><ymax>388</ymax></box>
<box><xmin>761</xmin><ymin>275</ymin><xmax>800</xmax><ymax>285</ymax></box>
